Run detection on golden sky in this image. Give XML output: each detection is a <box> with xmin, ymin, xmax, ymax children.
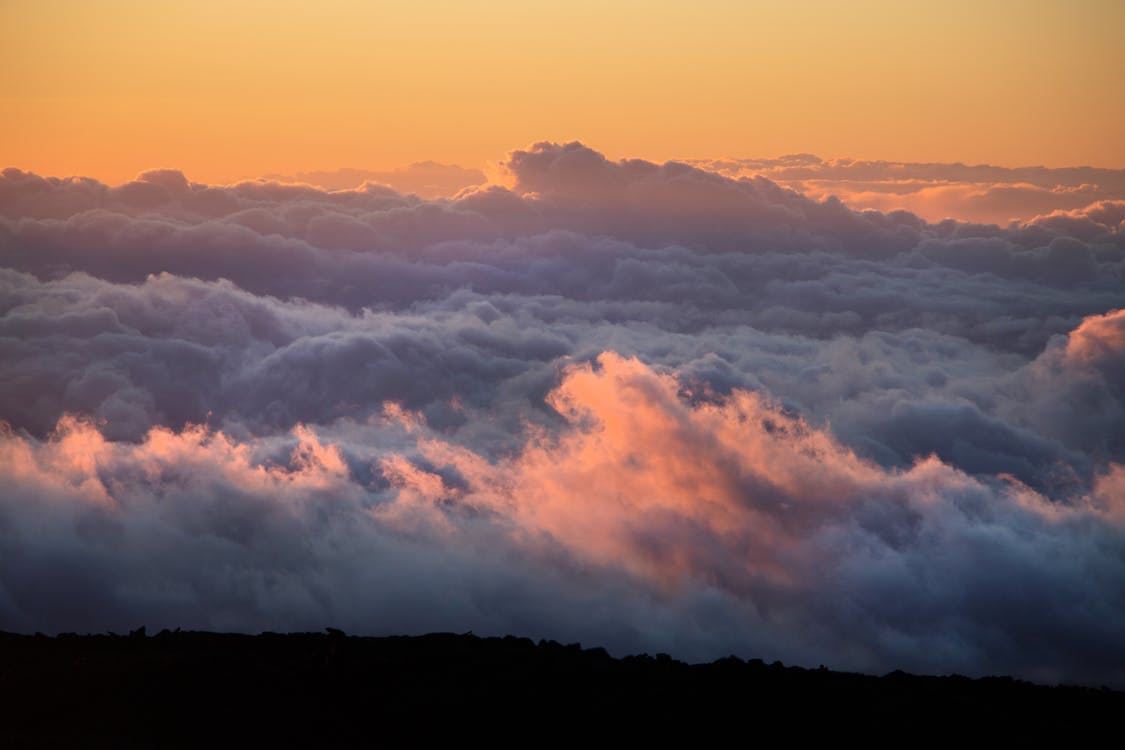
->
<box><xmin>3</xmin><ymin>0</ymin><xmax>1123</xmax><ymax>184</ymax></box>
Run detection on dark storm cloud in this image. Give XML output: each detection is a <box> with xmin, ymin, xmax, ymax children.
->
<box><xmin>0</xmin><ymin>143</ymin><xmax>1123</xmax><ymax>686</ymax></box>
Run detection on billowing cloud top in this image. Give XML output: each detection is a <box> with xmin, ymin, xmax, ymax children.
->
<box><xmin>1</xmin><ymin>143</ymin><xmax>1124</xmax><ymax>686</ymax></box>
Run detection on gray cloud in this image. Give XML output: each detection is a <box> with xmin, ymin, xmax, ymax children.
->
<box><xmin>1</xmin><ymin>143</ymin><xmax>1123</xmax><ymax>685</ymax></box>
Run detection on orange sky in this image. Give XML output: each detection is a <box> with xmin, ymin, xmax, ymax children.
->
<box><xmin>3</xmin><ymin>0</ymin><xmax>1123</xmax><ymax>184</ymax></box>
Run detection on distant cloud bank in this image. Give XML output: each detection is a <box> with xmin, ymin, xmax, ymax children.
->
<box><xmin>690</xmin><ymin>154</ymin><xmax>1125</xmax><ymax>225</ymax></box>
<box><xmin>1</xmin><ymin>142</ymin><xmax>1123</xmax><ymax>686</ymax></box>
<box><xmin>262</xmin><ymin>149</ymin><xmax>1125</xmax><ymax>226</ymax></box>
<box><xmin>263</xmin><ymin>162</ymin><xmax>486</xmax><ymax>198</ymax></box>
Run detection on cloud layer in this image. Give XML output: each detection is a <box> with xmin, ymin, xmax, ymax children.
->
<box><xmin>263</xmin><ymin>162</ymin><xmax>486</xmax><ymax>198</ymax></box>
<box><xmin>691</xmin><ymin>154</ymin><xmax>1125</xmax><ymax>225</ymax></box>
<box><xmin>1</xmin><ymin>142</ymin><xmax>1123</xmax><ymax>685</ymax></box>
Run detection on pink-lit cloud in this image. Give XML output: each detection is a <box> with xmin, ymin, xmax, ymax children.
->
<box><xmin>1</xmin><ymin>143</ymin><xmax>1123</xmax><ymax>684</ymax></box>
<box><xmin>1</xmin><ymin>348</ymin><xmax>1123</xmax><ymax>684</ymax></box>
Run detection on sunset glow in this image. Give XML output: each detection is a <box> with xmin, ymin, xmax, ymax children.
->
<box><xmin>2</xmin><ymin>1</ymin><xmax>1124</xmax><ymax>688</ymax></box>
<box><xmin>4</xmin><ymin>0</ymin><xmax>1125</xmax><ymax>184</ymax></box>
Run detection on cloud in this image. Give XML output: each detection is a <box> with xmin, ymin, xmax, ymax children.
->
<box><xmin>1</xmin><ymin>143</ymin><xmax>1124</xmax><ymax>684</ymax></box>
<box><xmin>1</xmin><ymin>356</ymin><xmax>1123</xmax><ymax>685</ymax></box>
<box><xmin>689</xmin><ymin>156</ymin><xmax>1125</xmax><ymax>225</ymax></box>
<box><xmin>263</xmin><ymin>162</ymin><xmax>486</xmax><ymax>198</ymax></box>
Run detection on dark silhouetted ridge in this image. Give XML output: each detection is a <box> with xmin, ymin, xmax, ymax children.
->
<box><xmin>0</xmin><ymin>629</ymin><xmax>1119</xmax><ymax>745</ymax></box>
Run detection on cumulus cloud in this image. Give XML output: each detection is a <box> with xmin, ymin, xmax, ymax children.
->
<box><xmin>1</xmin><ymin>143</ymin><xmax>1123</xmax><ymax>685</ymax></box>
<box><xmin>1</xmin><ymin>357</ymin><xmax>1123</xmax><ymax>685</ymax></box>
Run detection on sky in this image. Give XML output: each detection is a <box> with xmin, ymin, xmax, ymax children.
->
<box><xmin>3</xmin><ymin>0</ymin><xmax>1125</xmax><ymax>183</ymax></box>
<box><xmin>1</xmin><ymin>3</ymin><xmax>1124</xmax><ymax>687</ymax></box>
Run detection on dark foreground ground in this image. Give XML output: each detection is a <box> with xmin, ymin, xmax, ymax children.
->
<box><xmin>1</xmin><ymin>629</ymin><xmax>1121</xmax><ymax>746</ymax></box>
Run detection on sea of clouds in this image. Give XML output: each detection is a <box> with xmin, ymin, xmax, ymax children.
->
<box><xmin>1</xmin><ymin>142</ymin><xmax>1123</xmax><ymax>685</ymax></box>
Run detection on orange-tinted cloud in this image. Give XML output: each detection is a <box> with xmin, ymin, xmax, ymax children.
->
<box><xmin>693</xmin><ymin>157</ymin><xmax>1125</xmax><ymax>225</ymax></box>
<box><xmin>264</xmin><ymin>163</ymin><xmax>485</xmax><ymax>198</ymax></box>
